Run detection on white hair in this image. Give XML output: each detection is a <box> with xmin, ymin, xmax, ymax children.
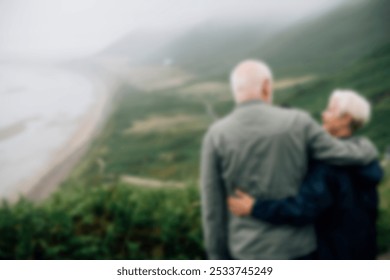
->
<box><xmin>230</xmin><ymin>60</ymin><xmax>273</xmax><ymax>103</ymax></box>
<box><xmin>330</xmin><ymin>89</ymin><xmax>371</xmax><ymax>130</ymax></box>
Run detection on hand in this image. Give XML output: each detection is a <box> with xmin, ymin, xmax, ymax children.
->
<box><xmin>227</xmin><ymin>189</ymin><xmax>255</xmax><ymax>217</ymax></box>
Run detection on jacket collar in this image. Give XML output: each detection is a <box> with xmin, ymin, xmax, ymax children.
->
<box><xmin>235</xmin><ymin>99</ymin><xmax>264</xmax><ymax>110</ymax></box>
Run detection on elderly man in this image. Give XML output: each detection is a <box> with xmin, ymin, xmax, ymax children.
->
<box><xmin>200</xmin><ymin>60</ymin><xmax>378</xmax><ymax>260</ymax></box>
<box><xmin>227</xmin><ymin>89</ymin><xmax>383</xmax><ymax>259</ymax></box>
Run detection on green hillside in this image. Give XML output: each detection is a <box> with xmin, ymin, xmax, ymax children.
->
<box><xmin>260</xmin><ymin>0</ymin><xmax>390</xmax><ymax>77</ymax></box>
<box><xmin>148</xmin><ymin>0</ymin><xmax>390</xmax><ymax>79</ymax></box>
<box><xmin>144</xmin><ymin>21</ymin><xmax>280</xmax><ymax>78</ymax></box>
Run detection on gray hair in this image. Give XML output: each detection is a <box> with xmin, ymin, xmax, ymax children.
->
<box><xmin>230</xmin><ymin>60</ymin><xmax>273</xmax><ymax>102</ymax></box>
<box><xmin>330</xmin><ymin>89</ymin><xmax>371</xmax><ymax>130</ymax></box>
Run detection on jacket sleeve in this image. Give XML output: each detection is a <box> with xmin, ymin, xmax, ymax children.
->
<box><xmin>200</xmin><ymin>130</ymin><xmax>230</xmax><ymax>260</ymax></box>
<box><xmin>251</xmin><ymin>162</ymin><xmax>333</xmax><ymax>226</ymax></box>
<box><xmin>301</xmin><ymin>112</ymin><xmax>378</xmax><ymax>165</ymax></box>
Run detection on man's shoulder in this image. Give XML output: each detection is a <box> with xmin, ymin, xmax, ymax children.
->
<box><xmin>268</xmin><ymin>105</ymin><xmax>313</xmax><ymax>121</ymax></box>
<box><xmin>287</xmin><ymin>107</ymin><xmax>314</xmax><ymax>122</ymax></box>
<box><xmin>205</xmin><ymin>114</ymin><xmax>234</xmax><ymax>135</ymax></box>
<box><xmin>206</xmin><ymin>106</ymin><xmax>313</xmax><ymax>135</ymax></box>
<box><xmin>268</xmin><ymin>106</ymin><xmax>316</xmax><ymax>132</ymax></box>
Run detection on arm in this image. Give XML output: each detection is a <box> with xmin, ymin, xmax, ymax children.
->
<box><xmin>200</xmin><ymin>130</ymin><xmax>230</xmax><ymax>260</ymax></box>
<box><xmin>302</xmin><ymin>112</ymin><xmax>378</xmax><ymax>165</ymax></box>
<box><xmin>230</xmin><ymin>162</ymin><xmax>334</xmax><ymax>226</ymax></box>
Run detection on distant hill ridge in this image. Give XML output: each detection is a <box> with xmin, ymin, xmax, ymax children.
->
<box><xmin>102</xmin><ymin>0</ymin><xmax>389</xmax><ymax>79</ymax></box>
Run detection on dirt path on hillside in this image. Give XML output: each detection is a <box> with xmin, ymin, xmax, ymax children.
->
<box><xmin>120</xmin><ymin>175</ymin><xmax>185</xmax><ymax>188</ymax></box>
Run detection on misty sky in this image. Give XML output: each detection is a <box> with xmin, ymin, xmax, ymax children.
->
<box><xmin>0</xmin><ymin>0</ymin><xmax>351</xmax><ymax>60</ymax></box>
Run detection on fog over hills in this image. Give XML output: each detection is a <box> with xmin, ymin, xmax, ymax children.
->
<box><xmin>99</xmin><ymin>0</ymin><xmax>390</xmax><ymax>79</ymax></box>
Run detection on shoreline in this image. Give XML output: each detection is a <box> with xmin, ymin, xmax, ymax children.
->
<box><xmin>8</xmin><ymin>74</ymin><xmax>119</xmax><ymax>203</ymax></box>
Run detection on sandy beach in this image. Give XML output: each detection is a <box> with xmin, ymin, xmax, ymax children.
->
<box><xmin>7</xmin><ymin>74</ymin><xmax>119</xmax><ymax>203</ymax></box>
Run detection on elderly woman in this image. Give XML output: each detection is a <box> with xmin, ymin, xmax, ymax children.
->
<box><xmin>228</xmin><ymin>89</ymin><xmax>383</xmax><ymax>259</ymax></box>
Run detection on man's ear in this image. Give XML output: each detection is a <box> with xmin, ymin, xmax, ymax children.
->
<box><xmin>262</xmin><ymin>79</ymin><xmax>272</xmax><ymax>104</ymax></box>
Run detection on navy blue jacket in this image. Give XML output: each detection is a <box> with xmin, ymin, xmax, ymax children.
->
<box><xmin>251</xmin><ymin>161</ymin><xmax>383</xmax><ymax>259</ymax></box>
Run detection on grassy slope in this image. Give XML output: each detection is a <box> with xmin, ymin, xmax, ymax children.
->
<box><xmin>66</xmin><ymin>87</ymin><xmax>215</xmax><ymax>187</ymax></box>
<box><xmin>260</xmin><ymin>0</ymin><xmax>390</xmax><ymax>77</ymax></box>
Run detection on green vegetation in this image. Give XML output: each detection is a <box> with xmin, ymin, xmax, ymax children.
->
<box><xmin>378</xmin><ymin>164</ymin><xmax>390</xmax><ymax>253</ymax></box>
<box><xmin>68</xmin><ymin>87</ymin><xmax>219</xmax><ymax>187</ymax></box>
<box><xmin>0</xmin><ymin>184</ymin><xmax>203</xmax><ymax>259</ymax></box>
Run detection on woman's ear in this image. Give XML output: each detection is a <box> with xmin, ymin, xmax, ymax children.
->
<box><xmin>342</xmin><ymin>113</ymin><xmax>353</xmax><ymax>125</ymax></box>
<box><xmin>343</xmin><ymin>114</ymin><xmax>358</xmax><ymax>131</ymax></box>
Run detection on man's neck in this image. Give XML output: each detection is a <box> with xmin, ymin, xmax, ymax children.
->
<box><xmin>236</xmin><ymin>96</ymin><xmax>264</xmax><ymax>103</ymax></box>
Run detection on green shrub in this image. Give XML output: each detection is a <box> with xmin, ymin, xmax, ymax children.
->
<box><xmin>377</xmin><ymin>164</ymin><xmax>390</xmax><ymax>254</ymax></box>
<box><xmin>0</xmin><ymin>185</ymin><xmax>205</xmax><ymax>260</ymax></box>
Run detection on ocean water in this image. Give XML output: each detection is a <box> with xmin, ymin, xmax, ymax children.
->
<box><xmin>0</xmin><ymin>63</ymin><xmax>95</xmax><ymax>198</ymax></box>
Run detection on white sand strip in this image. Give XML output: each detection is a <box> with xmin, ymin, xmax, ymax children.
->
<box><xmin>8</xmin><ymin>76</ymin><xmax>118</xmax><ymax>203</ymax></box>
